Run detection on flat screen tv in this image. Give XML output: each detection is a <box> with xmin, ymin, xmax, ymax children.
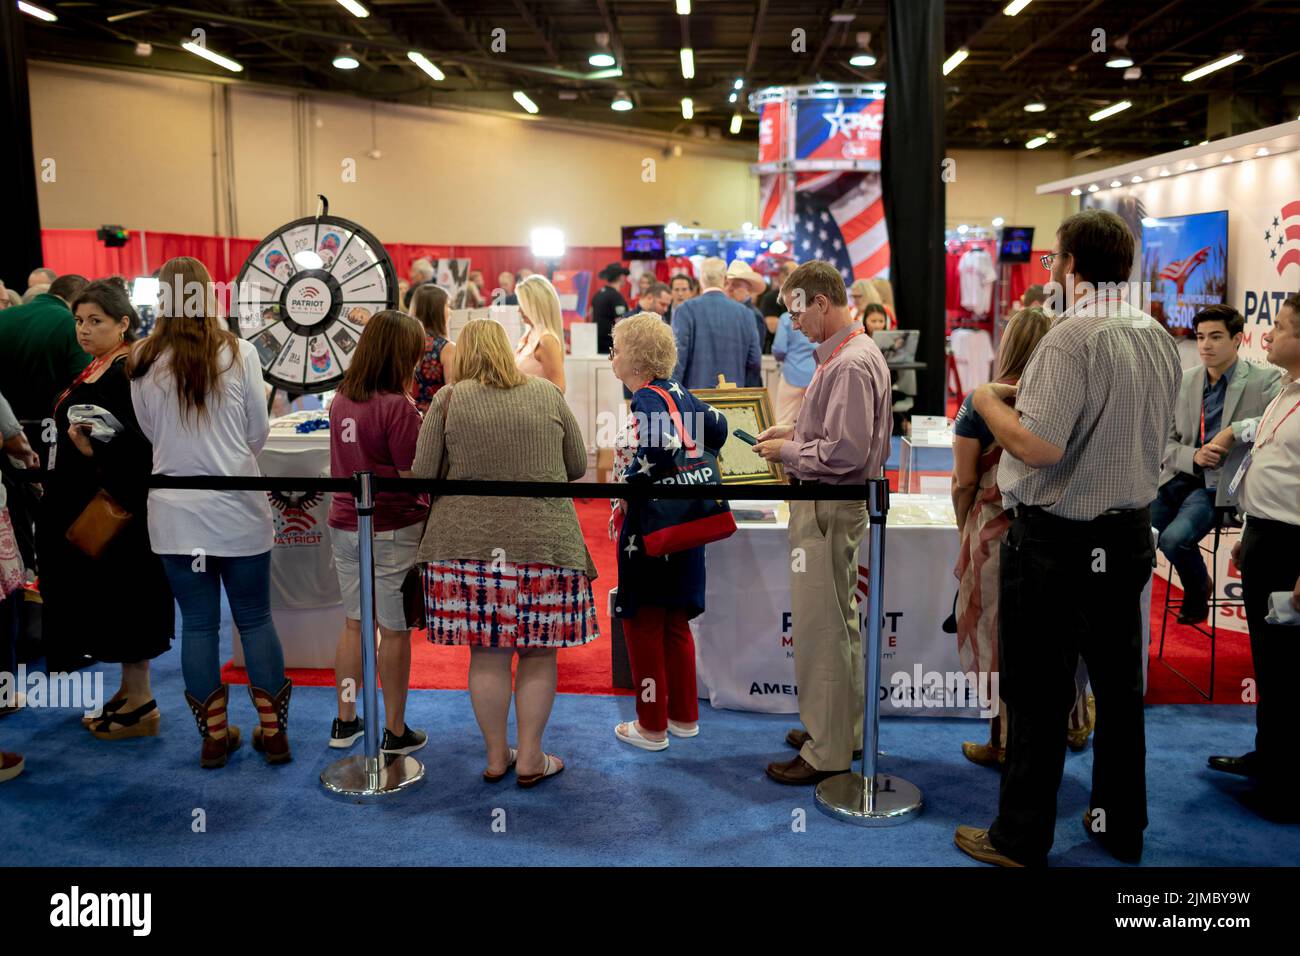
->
<box><xmin>998</xmin><ymin>226</ymin><xmax>1034</xmax><ymax>264</ymax></box>
<box><xmin>1141</xmin><ymin>210</ymin><xmax>1228</xmax><ymax>331</ymax></box>
<box><xmin>622</xmin><ymin>225</ymin><xmax>666</xmax><ymax>260</ymax></box>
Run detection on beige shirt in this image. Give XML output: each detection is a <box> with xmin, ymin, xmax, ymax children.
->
<box><xmin>1239</xmin><ymin>377</ymin><xmax>1300</xmax><ymax>526</ymax></box>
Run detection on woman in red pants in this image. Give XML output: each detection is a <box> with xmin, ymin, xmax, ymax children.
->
<box><xmin>608</xmin><ymin>312</ymin><xmax>729</xmax><ymax>751</ymax></box>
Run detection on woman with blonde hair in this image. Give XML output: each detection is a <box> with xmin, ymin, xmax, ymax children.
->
<box><xmin>848</xmin><ymin>278</ymin><xmax>882</xmax><ymax>324</ymax></box>
<box><xmin>951</xmin><ymin>307</ymin><xmax>1093</xmax><ymax>766</ymax></box>
<box><xmin>130</xmin><ymin>256</ymin><xmax>290</xmax><ymax>769</ymax></box>
<box><xmin>410</xmin><ymin>283</ymin><xmax>457</xmax><ymax>414</ymax></box>
<box><xmin>412</xmin><ymin>318</ymin><xmax>596</xmax><ymax>788</ymax></box>
<box><xmin>513</xmin><ymin>274</ymin><xmax>566</xmax><ymax>393</ymax></box>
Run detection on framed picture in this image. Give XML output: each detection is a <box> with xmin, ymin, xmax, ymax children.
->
<box><xmin>689</xmin><ymin>386</ymin><xmax>786</xmax><ymax>485</ymax></box>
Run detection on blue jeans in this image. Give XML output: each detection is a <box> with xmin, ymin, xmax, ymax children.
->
<box><xmin>1150</xmin><ymin>475</ymin><xmax>1216</xmax><ymax>601</ymax></box>
<box><xmin>160</xmin><ymin>551</ymin><xmax>286</xmax><ymax>701</ymax></box>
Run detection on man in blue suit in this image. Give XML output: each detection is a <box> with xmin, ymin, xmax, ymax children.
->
<box><xmin>671</xmin><ymin>257</ymin><xmax>763</xmax><ymax>389</ymax></box>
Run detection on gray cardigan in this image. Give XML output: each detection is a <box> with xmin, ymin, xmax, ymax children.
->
<box><xmin>411</xmin><ymin>376</ymin><xmax>596</xmax><ymax>578</ymax></box>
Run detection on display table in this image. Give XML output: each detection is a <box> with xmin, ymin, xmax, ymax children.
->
<box><xmin>691</xmin><ymin>495</ymin><xmax>1153</xmax><ymax>717</ymax></box>
<box><xmin>232</xmin><ymin>411</ymin><xmax>344</xmax><ymax>670</ymax></box>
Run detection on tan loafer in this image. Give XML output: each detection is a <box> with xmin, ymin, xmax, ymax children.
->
<box><xmin>962</xmin><ymin>741</ymin><xmax>1005</xmax><ymax>767</ymax></box>
<box><xmin>954</xmin><ymin>825</ymin><xmax>1024</xmax><ymax>867</ymax></box>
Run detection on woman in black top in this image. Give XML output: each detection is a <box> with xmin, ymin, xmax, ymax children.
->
<box><xmin>37</xmin><ymin>280</ymin><xmax>173</xmax><ymax>739</ymax></box>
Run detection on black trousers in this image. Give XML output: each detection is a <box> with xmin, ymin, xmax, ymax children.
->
<box><xmin>1238</xmin><ymin>516</ymin><xmax>1300</xmax><ymax>790</ymax></box>
<box><xmin>989</xmin><ymin>507</ymin><xmax>1154</xmax><ymax>864</ymax></box>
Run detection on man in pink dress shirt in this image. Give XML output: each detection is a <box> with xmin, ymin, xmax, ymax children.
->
<box><xmin>755</xmin><ymin>260</ymin><xmax>893</xmax><ymax>784</ymax></box>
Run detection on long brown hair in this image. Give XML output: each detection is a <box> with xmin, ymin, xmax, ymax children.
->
<box><xmin>411</xmin><ymin>283</ymin><xmax>449</xmax><ymax>338</ymax></box>
<box><xmin>338</xmin><ymin>309</ymin><xmax>426</xmax><ymax>402</ymax></box>
<box><xmin>127</xmin><ymin>256</ymin><xmax>238</xmax><ymax>421</ymax></box>
<box><xmin>995</xmin><ymin>307</ymin><xmax>1053</xmax><ymax>381</ymax></box>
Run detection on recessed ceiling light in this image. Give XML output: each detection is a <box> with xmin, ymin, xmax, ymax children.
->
<box><xmin>1106</xmin><ymin>56</ymin><xmax>1134</xmax><ymax>68</ymax></box>
<box><xmin>1159</xmin><ymin>169</ymin><xmax>1170</xmax><ymax>176</ymax></box>
<box><xmin>1257</xmin><ymin>147</ymin><xmax>1269</xmax><ymax>157</ymax></box>
<box><xmin>1110</xmin><ymin>179</ymin><xmax>1123</xmax><ymax>187</ymax></box>
<box><xmin>1186</xmin><ymin>162</ymin><xmax>1198</xmax><ymax>170</ymax></box>
<box><xmin>1070</xmin><ymin>187</ymin><xmax>1082</xmax><ymax>196</ymax></box>
<box><xmin>1023</xmin><ymin>102</ymin><xmax>1047</xmax><ymax>113</ymax></box>
<box><xmin>611</xmin><ymin>91</ymin><xmax>634</xmax><ymax>111</ymax></box>
<box><xmin>589</xmin><ymin>52</ymin><xmax>616</xmax><ymax>68</ymax></box>
<box><xmin>1221</xmin><ymin>155</ymin><xmax>1234</xmax><ymax>163</ymax></box>
<box><xmin>1087</xmin><ymin>184</ymin><xmax>1099</xmax><ymax>192</ymax></box>
<box><xmin>1130</xmin><ymin>175</ymin><xmax>1142</xmax><ymax>183</ymax></box>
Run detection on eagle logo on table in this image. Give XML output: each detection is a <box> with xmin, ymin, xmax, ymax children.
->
<box><xmin>267</xmin><ymin>489</ymin><xmax>324</xmax><ymax>536</ymax></box>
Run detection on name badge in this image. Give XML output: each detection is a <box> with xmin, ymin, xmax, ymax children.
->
<box><xmin>1226</xmin><ymin>449</ymin><xmax>1252</xmax><ymax>497</ymax></box>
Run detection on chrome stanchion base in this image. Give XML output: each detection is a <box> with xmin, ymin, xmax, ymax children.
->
<box><xmin>320</xmin><ymin>754</ymin><xmax>426</xmax><ymax>803</ymax></box>
<box><xmin>814</xmin><ymin>772</ymin><xmax>923</xmax><ymax>827</ymax></box>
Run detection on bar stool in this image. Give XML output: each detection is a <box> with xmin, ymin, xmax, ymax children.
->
<box><xmin>1157</xmin><ymin>507</ymin><xmax>1245</xmax><ymax>700</ymax></box>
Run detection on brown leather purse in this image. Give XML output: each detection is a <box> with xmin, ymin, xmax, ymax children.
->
<box><xmin>65</xmin><ymin>489</ymin><xmax>133</xmax><ymax>559</ymax></box>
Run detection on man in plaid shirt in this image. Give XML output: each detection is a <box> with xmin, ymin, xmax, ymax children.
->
<box><xmin>955</xmin><ymin>209</ymin><xmax>1181</xmax><ymax>866</ymax></box>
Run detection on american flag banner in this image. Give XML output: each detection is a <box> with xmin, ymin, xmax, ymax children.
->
<box><xmin>1270</xmin><ymin>199</ymin><xmax>1300</xmax><ymax>275</ymax></box>
<box><xmin>1157</xmin><ymin>246</ymin><xmax>1210</xmax><ymax>294</ymax></box>
<box><xmin>793</xmin><ymin>171</ymin><xmax>890</xmax><ymax>282</ymax></box>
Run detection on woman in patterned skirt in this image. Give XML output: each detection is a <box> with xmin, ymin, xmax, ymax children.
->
<box><xmin>952</xmin><ymin>307</ymin><xmax>1094</xmax><ymax>766</ymax></box>
<box><xmin>412</xmin><ymin>318</ymin><xmax>597</xmax><ymax>788</ymax></box>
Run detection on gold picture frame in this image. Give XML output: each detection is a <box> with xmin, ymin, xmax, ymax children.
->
<box><xmin>689</xmin><ymin>386</ymin><xmax>786</xmax><ymax>485</ymax></box>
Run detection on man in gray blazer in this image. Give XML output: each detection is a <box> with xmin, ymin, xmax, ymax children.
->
<box><xmin>1154</xmin><ymin>305</ymin><xmax>1283</xmax><ymax>622</ymax></box>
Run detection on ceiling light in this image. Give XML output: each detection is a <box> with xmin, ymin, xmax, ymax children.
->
<box><xmin>333</xmin><ymin>49</ymin><xmax>360</xmax><ymax>70</ymax></box>
<box><xmin>1089</xmin><ymin>100</ymin><xmax>1131</xmax><ymax>122</ymax></box>
<box><xmin>1123</xmin><ymin>66</ymin><xmax>1142</xmax><ymax>80</ymax></box>
<box><xmin>957</xmin><ymin>224</ymin><xmax>969</xmax><ymax>235</ymax></box>
<box><xmin>1186</xmin><ymin>162</ymin><xmax>1198</xmax><ymax>171</ymax></box>
<box><xmin>1023</xmin><ymin>101</ymin><xmax>1047</xmax><ymax>112</ymax></box>
<box><xmin>850</xmin><ymin>53</ymin><xmax>877</xmax><ymax>67</ymax></box>
<box><xmin>1257</xmin><ymin>147</ymin><xmax>1269</xmax><ymax>157</ymax></box>
<box><xmin>407</xmin><ymin>51</ymin><xmax>445</xmax><ymax>81</ymax></box>
<box><xmin>728</xmin><ymin>92</ymin><xmax>738</xmax><ymax>103</ymax></box>
<box><xmin>182</xmin><ymin>41</ymin><xmax>243</xmax><ymax>72</ymax></box>
<box><xmin>589</xmin><ymin>52</ymin><xmax>616</xmax><ymax>68</ymax></box>
<box><xmin>513</xmin><ymin>91</ymin><xmax>539</xmax><ymax>114</ymax></box>
<box><xmin>680</xmin><ymin>48</ymin><xmax>695</xmax><ymax>79</ymax></box>
<box><xmin>730</xmin><ymin>113</ymin><xmax>743</xmax><ymax>135</ymax></box>
<box><xmin>1025</xmin><ymin>136</ymin><xmax>1048</xmax><ymax>149</ymax></box>
<box><xmin>830</xmin><ymin>11</ymin><xmax>857</xmax><ymax>23</ymax></box>
<box><xmin>1159</xmin><ymin>169</ymin><xmax>1170</xmax><ymax>177</ymax></box>
<box><xmin>1108</xmin><ymin>180</ymin><xmax>1122</xmax><ymax>187</ymax></box>
<box><xmin>942</xmin><ymin>48</ymin><xmax>969</xmax><ymax>76</ymax></box>
<box><xmin>18</xmin><ymin>2</ymin><xmax>57</xmax><ymax>21</ymax></box>
<box><xmin>611</xmin><ymin>91</ymin><xmax>634</xmax><ymax>111</ymax></box>
<box><xmin>1003</xmin><ymin>0</ymin><xmax>1033</xmax><ymax>14</ymax></box>
<box><xmin>1106</xmin><ymin>56</ymin><xmax>1134</xmax><ymax>68</ymax></box>
<box><xmin>335</xmin><ymin>0</ymin><xmax>369</xmax><ymax>16</ymax></box>
<box><xmin>1045</xmin><ymin>131</ymin><xmax>1056</xmax><ymax>139</ymax></box>
<box><xmin>586</xmin><ymin>68</ymin><xmax>623</xmax><ymax>79</ymax></box>
<box><xmin>530</xmin><ymin>227</ymin><xmax>565</xmax><ymax>259</ymax></box>
<box><xmin>1070</xmin><ymin>188</ymin><xmax>1083</xmax><ymax>196</ymax></box>
<box><xmin>734</xmin><ymin>79</ymin><xmax>744</xmax><ymax>90</ymax></box>
<box><xmin>676</xmin><ymin>0</ymin><xmax>691</xmax><ymax>13</ymax></box>
<box><xmin>1221</xmin><ymin>155</ymin><xmax>1234</xmax><ymax>163</ymax></box>
<box><xmin>681</xmin><ymin>97</ymin><xmax>694</xmax><ymax>120</ymax></box>
<box><xmin>1182</xmin><ymin>51</ymin><xmax>1244</xmax><ymax>83</ymax></box>
<box><xmin>1087</xmin><ymin>184</ymin><xmax>1099</xmax><ymax>192</ymax></box>
<box><xmin>1130</xmin><ymin>175</ymin><xmax>1143</xmax><ymax>183</ymax></box>
<box><xmin>992</xmin><ymin>216</ymin><xmax>1005</xmax><ymax>227</ymax></box>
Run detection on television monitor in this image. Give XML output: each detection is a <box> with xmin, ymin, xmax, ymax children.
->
<box><xmin>622</xmin><ymin>225</ymin><xmax>665</xmax><ymax>260</ymax></box>
<box><xmin>1140</xmin><ymin>210</ymin><xmax>1228</xmax><ymax>331</ymax></box>
<box><xmin>998</xmin><ymin>226</ymin><xmax>1034</xmax><ymax>264</ymax></box>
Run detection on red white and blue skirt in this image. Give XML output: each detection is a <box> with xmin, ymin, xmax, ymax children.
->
<box><xmin>423</xmin><ymin>559</ymin><xmax>599</xmax><ymax>648</ymax></box>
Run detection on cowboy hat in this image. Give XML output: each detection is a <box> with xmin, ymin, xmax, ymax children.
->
<box><xmin>598</xmin><ymin>262</ymin><xmax>631</xmax><ymax>282</ymax></box>
<box><xmin>724</xmin><ymin>259</ymin><xmax>767</xmax><ymax>296</ymax></box>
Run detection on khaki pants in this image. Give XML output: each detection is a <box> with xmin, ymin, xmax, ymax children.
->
<box><xmin>775</xmin><ymin>377</ymin><xmax>807</xmax><ymax>426</ymax></box>
<box><xmin>788</xmin><ymin>498</ymin><xmax>868</xmax><ymax>770</ymax></box>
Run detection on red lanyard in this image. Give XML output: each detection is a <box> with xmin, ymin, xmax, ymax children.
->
<box><xmin>52</xmin><ymin>350</ymin><xmax>123</xmax><ymax>416</ymax></box>
<box><xmin>812</xmin><ymin>327</ymin><xmax>864</xmax><ymax>381</ymax></box>
<box><xmin>1255</xmin><ymin>390</ymin><xmax>1300</xmax><ymax>450</ymax></box>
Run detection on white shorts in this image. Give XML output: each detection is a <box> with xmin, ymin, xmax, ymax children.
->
<box><xmin>332</xmin><ymin>522</ymin><xmax>424</xmax><ymax>631</ymax></box>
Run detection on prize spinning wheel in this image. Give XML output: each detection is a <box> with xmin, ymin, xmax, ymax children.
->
<box><xmin>233</xmin><ymin>203</ymin><xmax>397</xmax><ymax>393</ymax></box>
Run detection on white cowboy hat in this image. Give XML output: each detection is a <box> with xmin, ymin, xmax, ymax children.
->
<box><xmin>724</xmin><ymin>260</ymin><xmax>767</xmax><ymax>296</ymax></box>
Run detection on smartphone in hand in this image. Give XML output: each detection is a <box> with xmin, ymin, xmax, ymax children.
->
<box><xmin>734</xmin><ymin>429</ymin><xmax>758</xmax><ymax>446</ymax></box>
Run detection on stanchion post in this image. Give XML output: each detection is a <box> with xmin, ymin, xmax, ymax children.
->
<box><xmin>814</xmin><ymin>475</ymin><xmax>923</xmax><ymax>826</ymax></box>
<box><xmin>320</xmin><ymin>471</ymin><xmax>425</xmax><ymax>802</ymax></box>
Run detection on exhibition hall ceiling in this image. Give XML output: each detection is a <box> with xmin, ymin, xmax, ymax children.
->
<box><xmin>18</xmin><ymin>0</ymin><xmax>1300</xmax><ymax>155</ymax></box>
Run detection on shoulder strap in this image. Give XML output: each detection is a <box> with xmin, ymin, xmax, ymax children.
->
<box><xmin>642</xmin><ymin>384</ymin><xmax>697</xmax><ymax>452</ymax></box>
<box><xmin>437</xmin><ymin>385</ymin><xmax>454</xmax><ymax>480</ymax></box>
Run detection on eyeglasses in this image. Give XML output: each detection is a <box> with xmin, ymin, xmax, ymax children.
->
<box><xmin>1040</xmin><ymin>252</ymin><xmax>1063</xmax><ymax>270</ymax></box>
<box><xmin>608</xmin><ymin>345</ymin><xmax>619</xmax><ymax>357</ymax></box>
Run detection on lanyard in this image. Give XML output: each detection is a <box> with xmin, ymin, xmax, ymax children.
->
<box><xmin>811</xmin><ymin>327</ymin><xmax>864</xmax><ymax>382</ymax></box>
<box><xmin>51</xmin><ymin>349</ymin><xmax>126</xmax><ymax>416</ymax></box>
<box><xmin>1255</xmin><ymin>390</ymin><xmax>1300</xmax><ymax>450</ymax></box>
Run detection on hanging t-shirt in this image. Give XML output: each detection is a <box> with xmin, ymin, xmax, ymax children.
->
<box><xmin>950</xmin><ymin>327</ymin><xmax>996</xmax><ymax>392</ymax></box>
<box><xmin>958</xmin><ymin>247</ymin><xmax>998</xmax><ymax>316</ymax></box>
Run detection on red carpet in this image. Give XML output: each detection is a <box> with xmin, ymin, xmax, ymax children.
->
<box><xmin>223</xmin><ymin>496</ymin><xmax>1252</xmax><ymax>705</ymax></box>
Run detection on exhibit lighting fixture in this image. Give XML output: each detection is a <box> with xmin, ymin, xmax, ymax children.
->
<box><xmin>1023</xmin><ymin>101</ymin><xmax>1046</xmax><ymax>112</ymax></box>
<box><xmin>734</xmin><ymin>79</ymin><xmax>744</xmax><ymax>90</ymax></box>
<box><xmin>513</xmin><ymin>91</ymin><xmax>539</xmax><ymax>114</ymax></box>
<box><xmin>182</xmin><ymin>41</ymin><xmax>243</xmax><ymax>72</ymax></box>
<box><xmin>611</xmin><ymin>92</ymin><xmax>634</xmax><ymax>111</ymax></box>
<box><xmin>1182</xmin><ymin>52</ymin><xmax>1244</xmax><ymax>83</ymax></box>
<box><xmin>1025</xmin><ymin>136</ymin><xmax>1048</xmax><ymax>149</ymax></box>
<box><xmin>1222</xmin><ymin>156</ymin><xmax>1234</xmax><ymax>163</ymax></box>
<box><xmin>531</xmin><ymin>228</ymin><xmax>566</xmax><ymax>259</ymax></box>
<box><xmin>589</xmin><ymin>52</ymin><xmax>616</xmax><ymax>68</ymax></box>
<box><xmin>681</xmin><ymin>97</ymin><xmax>694</xmax><ymax>120</ymax></box>
<box><xmin>942</xmin><ymin>48</ymin><xmax>969</xmax><ymax>76</ymax></box>
<box><xmin>333</xmin><ymin>50</ymin><xmax>360</xmax><ymax>70</ymax></box>
<box><xmin>1110</xmin><ymin>180</ymin><xmax>1122</xmax><ymax>188</ymax></box>
<box><xmin>18</xmin><ymin>2</ymin><xmax>57</xmax><ymax>21</ymax></box>
<box><xmin>335</xmin><ymin>0</ymin><xmax>369</xmax><ymax>17</ymax></box>
<box><xmin>1131</xmin><ymin>175</ymin><xmax>1143</xmax><ymax>183</ymax></box>
<box><xmin>1003</xmin><ymin>0</ymin><xmax>1033</xmax><ymax>15</ymax></box>
<box><xmin>1089</xmin><ymin>100</ymin><xmax>1131</xmax><ymax>122</ymax></box>
<box><xmin>681</xmin><ymin>48</ymin><xmax>695</xmax><ymax>79</ymax></box>
<box><xmin>730</xmin><ymin>113</ymin><xmax>743</xmax><ymax>135</ymax></box>
<box><xmin>1187</xmin><ymin>162</ymin><xmax>1198</xmax><ymax>170</ymax></box>
<box><xmin>1159</xmin><ymin>169</ymin><xmax>1171</xmax><ymax>176</ymax></box>
<box><xmin>1070</xmin><ymin>188</ymin><xmax>1083</xmax><ymax>196</ymax></box>
<box><xmin>1257</xmin><ymin>148</ymin><xmax>1269</xmax><ymax>157</ymax></box>
<box><xmin>850</xmin><ymin>53</ymin><xmax>877</xmax><ymax>67</ymax></box>
<box><xmin>1087</xmin><ymin>184</ymin><xmax>1099</xmax><ymax>192</ymax></box>
<box><xmin>729</xmin><ymin>92</ymin><xmax>738</xmax><ymax>103</ymax></box>
<box><xmin>586</xmin><ymin>68</ymin><xmax>623</xmax><ymax>79</ymax></box>
<box><xmin>992</xmin><ymin>217</ymin><xmax>1005</xmax><ymax>227</ymax></box>
<box><xmin>407</xmin><ymin>51</ymin><xmax>446</xmax><ymax>81</ymax></box>
<box><xmin>676</xmin><ymin>0</ymin><xmax>691</xmax><ymax>14</ymax></box>
<box><xmin>1106</xmin><ymin>56</ymin><xmax>1134</xmax><ymax>68</ymax></box>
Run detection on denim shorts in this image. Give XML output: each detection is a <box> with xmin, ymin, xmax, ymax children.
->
<box><xmin>332</xmin><ymin>522</ymin><xmax>423</xmax><ymax>631</ymax></box>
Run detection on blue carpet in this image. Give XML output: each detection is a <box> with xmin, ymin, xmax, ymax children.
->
<box><xmin>2</xmin><ymin>617</ymin><xmax>1294</xmax><ymax>867</ymax></box>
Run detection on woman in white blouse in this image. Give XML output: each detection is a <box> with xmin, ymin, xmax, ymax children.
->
<box><xmin>513</xmin><ymin>275</ymin><xmax>566</xmax><ymax>393</ymax></box>
<box><xmin>129</xmin><ymin>256</ymin><xmax>291</xmax><ymax>770</ymax></box>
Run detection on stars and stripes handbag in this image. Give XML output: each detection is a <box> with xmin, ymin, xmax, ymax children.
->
<box><xmin>634</xmin><ymin>385</ymin><xmax>736</xmax><ymax>557</ymax></box>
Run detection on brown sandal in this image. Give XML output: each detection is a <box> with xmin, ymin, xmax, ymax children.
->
<box><xmin>516</xmin><ymin>753</ymin><xmax>564</xmax><ymax>789</ymax></box>
<box><xmin>483</xmin><ymin>748</ymin><xmax>518</xmax><ymax>783</ymax></box>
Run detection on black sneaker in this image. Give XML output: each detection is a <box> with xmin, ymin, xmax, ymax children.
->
<box><xmin>329</xmin><ymin>716</ymin><xmax>364</xmax><ymax>749</ymax></box>
<box><xmin>381</xmin><ymin>725</ymin><xmax>428</xmax><ymax>756</ymax></box>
